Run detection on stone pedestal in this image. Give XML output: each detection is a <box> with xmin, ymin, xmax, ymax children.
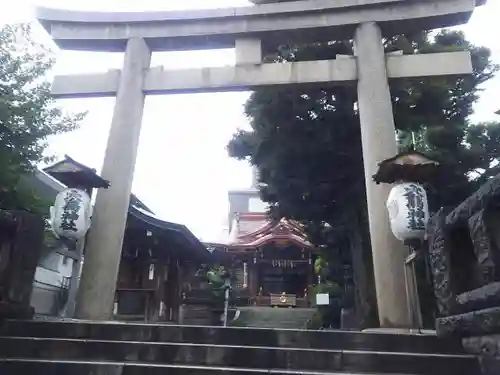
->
<box><xmin>75</xmin><ymin>38</ymin><xmax>152</xmax><ymax>320</ymax></box>
<box><xmin>354</xmin><ymin>22</ymin><xmax>410</xmax><ymax>328</ymax></box>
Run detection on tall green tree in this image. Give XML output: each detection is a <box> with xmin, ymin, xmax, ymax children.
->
<box><xmin>0</xmin><ymin>23</ymin><xmax>83</xmax><ymax>214</ymax></box>
<box><xmin>227</xmin><ymin>30</ymin><xmax>499</xmax><ymax>326</ymax></box>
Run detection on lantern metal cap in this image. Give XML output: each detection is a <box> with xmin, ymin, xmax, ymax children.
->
<box><xmin>373</xmin><ymin>150</ymin><xmax>440</xmax><ymax>184</ymax></box>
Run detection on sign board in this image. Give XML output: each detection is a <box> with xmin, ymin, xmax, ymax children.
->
<box><xmin>316</xmin><ymin>293</ymin><xmax>330</xmax><ymax>306</ymax></box>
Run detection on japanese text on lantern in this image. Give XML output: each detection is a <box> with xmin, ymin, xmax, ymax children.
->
<box><xmin>404</xmin><ymin>184</ymin><xmax>426</xmax><ymax>230</ymax></box>
<box><xmin>59</xmin><ymin>189</ymin><xmax>83</xmax><ymax>232</ymax></box>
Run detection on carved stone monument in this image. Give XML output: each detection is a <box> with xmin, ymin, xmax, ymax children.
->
<box><xmin>36</xmin><ymin>0</ymin><xmax>485</xmax><ymax>325</ymax></box>
<box><xmin>430</xmin><ymin>176</ymin><xmax>500</xmax><ymax>374</ymax></box>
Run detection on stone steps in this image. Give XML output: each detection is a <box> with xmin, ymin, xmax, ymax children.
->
<box><xmin>1</xmin><ymin>320</ymin><xmax>465</xmax><ymax>353</ymax></box>
<box><xmin>0</xmin><ymin>336</ymin><xmax>478</xmax><ymax>374</ymax></box>
<box><xmin>0</xmin><ymin>359</ymin><xmax>420</xmax><ymax>375</ymax></box>
<box><xmin>0</xmin><ymin>320</ymin><xmax>481</xmax><ymax>375</ymax></box>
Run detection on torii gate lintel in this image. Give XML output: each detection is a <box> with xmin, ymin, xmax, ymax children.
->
<box><xmin>50</xmin><ymin>50</ymin><xmax>472</xmax><ymax>99</ymax></box>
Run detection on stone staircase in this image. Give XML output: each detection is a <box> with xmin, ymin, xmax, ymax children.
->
<box><xmin>232</xmin><ymin>307</ymin><xmax>316</xmax><ymax>329</ymax></box>
<box><xmin>0</xmin><ymin>320</ymin><xmax>481</xmax><ymax>374</ymax></box>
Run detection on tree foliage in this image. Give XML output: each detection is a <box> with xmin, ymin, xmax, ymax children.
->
<box><xmin>227</xmin><ymin>30</ymin><xmax>499</xmax><ymax>325</ymax></box>
<box><xmin>229</xmin><ymin>31</ymin><xmax>498</xmax><ymax>222</ymax></box>
<box><xmin>0</xmin><ymin>24</ymin><xmax>83</xmax><ymax>214</ymax></box>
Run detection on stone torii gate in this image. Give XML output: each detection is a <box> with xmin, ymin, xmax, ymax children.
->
<box><xmin>36</xmin><ymin>0</ymin><xmax>484</xmax><ymax>327</ymax></box>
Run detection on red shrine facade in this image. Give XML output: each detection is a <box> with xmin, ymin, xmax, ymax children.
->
<box><xmin>207</xmin><ymin>212</ymin><xmax>317</xmax><ymax>308</ymax></box>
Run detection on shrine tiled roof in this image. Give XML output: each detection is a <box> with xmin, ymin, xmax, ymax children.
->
<box><xmin>128</xmin><ymin>204</ymin><xmax>211</xmax><ymax>261</ymax></box>
<box><xmin>212</xmin><ymin>213</ymin><xmax>313</xmax><ymax>249</ymax></box>
<box><xmin>43</xmin><ymin>155</ymin><xmax>110</xmax><ymax>189</ymax></box>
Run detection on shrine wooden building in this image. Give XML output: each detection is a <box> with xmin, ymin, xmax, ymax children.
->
<box><xmin>37</xmin><ymin>156</ymin><xmax>212</xmax><ymax>323</ymax></box>
<box><xmin>207</xmin><ymin>212</ymin><xmax>317</xmax><ymax>308</ymax></box>
<box><xmin>116</xmin><ymin>203</ymin><xmax>212</xmax><ymax>322</ymax></box>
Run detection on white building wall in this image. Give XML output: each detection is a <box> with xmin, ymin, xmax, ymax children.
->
<box><xmin>31</xmin><ymin>248</ymin><xmax>74</xmax><ymax>316</ymax></box>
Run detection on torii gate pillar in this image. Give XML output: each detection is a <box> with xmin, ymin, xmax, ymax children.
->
<box><xmin>355</xmin><ymin>22</ymin><xmax>410</xmax><ymax>327</ymax></box>
<box><xmin>75</xmin><ymin>38</ymin><xmax>151</xmax><ymax>320</ymax></box>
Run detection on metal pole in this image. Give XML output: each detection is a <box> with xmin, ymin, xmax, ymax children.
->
<box><xmin>404</xmin><ymin>241</ymin><xmax>423</xmax><ymax>332</ymax></box>
<box><xmin>223</xmin><ymin>283</ymin><xmax>230</xmax><ymax>327</ymax></box>
<box><xmin>61</xmin><ymin>238</ymin><xmax>84</xmax><ymax>318</ymax></box>
<box><xmin>403</xmin><ymin>254</ymin><xmax>414</xmax><ymax>330</ymax></box>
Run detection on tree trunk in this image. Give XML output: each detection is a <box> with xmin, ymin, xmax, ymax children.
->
<box><xmin>348</xmin><ymin>207</ymin><xmax>379</xmax><ymax>328</ymax></box>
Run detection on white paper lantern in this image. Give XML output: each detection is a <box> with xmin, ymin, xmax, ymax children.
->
<box><xmin>386</xmin><ymin>182</ymin><xmax>429</xmax><ymax>242</ymax></box>
<box><xmin>50</xmin><ymin>188</ymin><xmax>92</xmax><ymax>240</ymax></box>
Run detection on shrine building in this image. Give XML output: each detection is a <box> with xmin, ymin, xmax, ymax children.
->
<box><xmin>207</xmin><ymin>172</ymin><xmax>318</xmax><ymax>308</ymax></box>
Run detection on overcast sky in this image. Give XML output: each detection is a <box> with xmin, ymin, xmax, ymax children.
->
<box><xmin>2</xmin><ymin>0</ymin><xmax>499</xmax><ymax>241</ymax></box>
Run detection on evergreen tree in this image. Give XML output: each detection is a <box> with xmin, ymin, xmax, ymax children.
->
<box><xmin>0</xmin><ymin>24</ymin><xmax>83</xmax><ymax>214</ymax></box>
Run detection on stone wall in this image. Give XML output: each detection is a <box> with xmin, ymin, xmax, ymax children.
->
<box><xmin>429</xmin><ymin>175</ymin><xmax>500</xmax><ymax>375</ymax></box>
<box><xmin>0</xmin><ymin>210</ymin><xmax>45</xmax><ymax>320</ymax></box>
